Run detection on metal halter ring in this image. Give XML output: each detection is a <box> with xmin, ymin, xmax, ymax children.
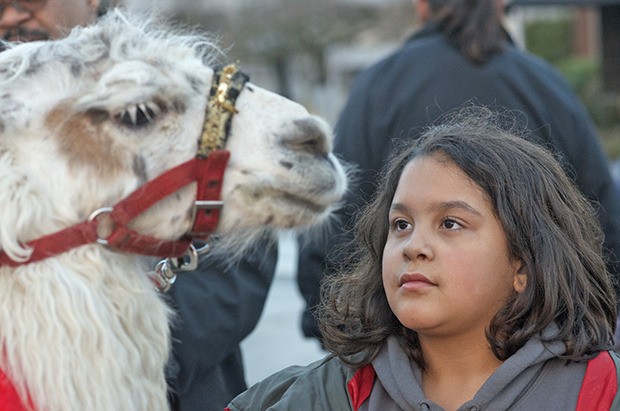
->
<box><xmin>88</xmin><ymin>207</ymin><xmax>114</xmax><ymax>246</ymax></box>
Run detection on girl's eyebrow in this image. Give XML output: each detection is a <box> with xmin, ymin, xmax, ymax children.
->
<box><xmin>390</xmin><ymin>200</ymin><xmax>483</xmax><ymax>217</ymax></box>
<box><xmin>436</xmin><ymin>200</ymin><xmax>483</xmax><ymax>217</ymax></box>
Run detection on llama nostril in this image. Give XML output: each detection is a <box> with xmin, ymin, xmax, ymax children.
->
<box><xmin>285</xmin><ymin>117</ymin><xmax>330</xmax><ymax>158</ymax></box>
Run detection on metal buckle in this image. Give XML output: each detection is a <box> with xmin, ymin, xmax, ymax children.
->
<box><xmin>189</xmin><ymin>200</ymin><xmax>224</xmax><ymax>236</ymax></box>
<box><xmin>194</xmin><ymin>200</ymin><xmax>224</xmax><ymax>210</ymax></box>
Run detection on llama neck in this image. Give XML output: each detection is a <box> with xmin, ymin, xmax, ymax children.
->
<box><xmin>0</xmin><ymin>247</ymin><xmax>172</xmax><ymax>411</ymax></box>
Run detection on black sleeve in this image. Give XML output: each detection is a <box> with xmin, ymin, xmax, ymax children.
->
<box><xmin>166</xmin><ymin>241</ymin><xmax>278</xmax><ymax>404</ymax></box>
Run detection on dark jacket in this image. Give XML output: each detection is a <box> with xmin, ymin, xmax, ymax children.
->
<box><xmin>226</xmin><ymin>355</ymin><xmax>358</xmax><ymax>411</ymax></box>
<box><xmin>298</xmin><ymin>22</ymin><xmax>620</xmax><ymax>338</ymax></box>
<box><xmin>167</xmin><ymin>243</ymin><xmax>277</xmax><ymax>411</ymax></box>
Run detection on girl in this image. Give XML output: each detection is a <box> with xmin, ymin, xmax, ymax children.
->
<box><xmin>227</xmin><ymin>107</ymin><xmax>618</xmax><ymax>411</ymax></box>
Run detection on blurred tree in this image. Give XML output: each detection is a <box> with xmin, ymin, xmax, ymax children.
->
<box><xmin>171</xmin><ymin>0</ymin><xmax>413</xmax><ymax>98</ymax></box>
<box><xmin>232</xmin><ymin>1</ymin><xmax>376</xmax><ymax>97</ymax></box>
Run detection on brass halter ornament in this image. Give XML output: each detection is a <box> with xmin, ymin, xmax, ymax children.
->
<box><xmin>0</xmin><ymin>64</ymin><xmax>250</xmax><ymax>292</ymax></box>
<box><xmin>198</xmin><ymin>64</ymin><xmax>248</xmax><ymax>157</ymax></box>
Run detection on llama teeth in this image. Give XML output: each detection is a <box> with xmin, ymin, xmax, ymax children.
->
<box><xmin>127</xmin><ymin>105</ymin><xmax>138</xmax><ymax>125</ymax></box>
<box><xmin>146</xmin><ymin>101</ymin><xmax>162</xmax><ymax>116</ymax></box>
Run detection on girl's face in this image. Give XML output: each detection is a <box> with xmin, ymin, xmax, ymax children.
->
<box><xmin>382</xmin><ymin>155</ymin><xmax>525</xmax><ymax>341</ymax></box>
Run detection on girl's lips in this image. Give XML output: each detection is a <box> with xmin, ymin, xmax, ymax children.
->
<box><xmin>399</xmin><ymin>273</ymin><xmax>436</xmax><ymax>290</ymax></box>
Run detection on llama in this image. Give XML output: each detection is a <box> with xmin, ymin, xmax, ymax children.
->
<box><xmin>0</xmin><ymin>11</ymin><xmax>347</xmax><ymax>411</ymax></box>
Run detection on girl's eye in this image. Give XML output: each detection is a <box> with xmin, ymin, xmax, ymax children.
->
<box><xmin>392</xmin><ymin>218</ymin><xmax>411</xmax><ymax>232</ymax></box>
<box><xmin>441</xmin><ymin>218</ymin><xmax>462</xmax><ymax>230</ymax></box>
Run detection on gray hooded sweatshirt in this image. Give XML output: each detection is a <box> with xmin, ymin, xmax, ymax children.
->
<box><xmin>363</xmin><ymin>327</ymin><xmax>585</xmax><ymax>411</ymax></box>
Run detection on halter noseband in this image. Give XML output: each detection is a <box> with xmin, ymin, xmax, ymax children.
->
<box><xmin>0</xmin><ymin>64</ymin><xmax>249</xmax><ymax>276</ymax></box>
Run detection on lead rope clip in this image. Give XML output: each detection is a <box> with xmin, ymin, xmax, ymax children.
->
<box><xmin>148</xmin><ymin>243</ymin><xmax>204</xmax><ymax>292</ymax></box>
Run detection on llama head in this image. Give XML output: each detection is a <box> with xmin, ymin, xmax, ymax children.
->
<box><xmin>0</xmin><ymin>11</ymin><xmax>348</xmax><ymax>263</ymax></box>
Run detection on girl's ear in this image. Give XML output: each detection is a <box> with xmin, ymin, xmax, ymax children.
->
<box><xmin>513</xmin><ymin>264</ymin><xmax>527</xmax><ymax>293</ymax></box>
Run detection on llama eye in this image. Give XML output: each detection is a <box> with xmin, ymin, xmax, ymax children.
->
<box><xmin>115</xmin><ymin>101</ymin><xmax>162</xmax><ymax>128</ymax></box>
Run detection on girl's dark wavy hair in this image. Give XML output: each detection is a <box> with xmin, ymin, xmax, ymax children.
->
<box><xmin>428</xmin><ymin>0</ymin><xmax>506</xmax><ymax>64</ymax></box>
<box><xmin>318</xmin><ymin>106</ymin><xmax>617</xmax><ymax>369</ymax></box>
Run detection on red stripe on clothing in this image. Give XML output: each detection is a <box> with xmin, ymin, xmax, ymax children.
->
<box><xmin>576</xmin><ymin>351</ymin><xmax>618</xmax><ymax>411</ymax></box>
<box><xmin>347</xmin><ymin>364</ymin><xmax>376</xmax><ymax>411</ymax></box>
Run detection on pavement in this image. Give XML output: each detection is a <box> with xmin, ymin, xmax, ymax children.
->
<box><xmin>240</xmin><ymin>231</ymin><xmax>327</xmax><ymax>386</ymax></box>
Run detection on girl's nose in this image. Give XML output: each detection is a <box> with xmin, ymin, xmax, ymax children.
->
<box><xmin>401</xmin><ymin>228</ymin><xmax>434</xmax><ymax>261</ymax></box>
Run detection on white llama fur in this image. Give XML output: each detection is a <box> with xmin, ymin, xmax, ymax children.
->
<box><xmin>0</xmin><ymin>10</ymin><xmax>347</xmax><ymax>411</ymax></box>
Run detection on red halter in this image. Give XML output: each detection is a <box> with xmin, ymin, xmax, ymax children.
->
<box><xmin>0</xmin><ymin>64</ymin><xmax>249</xmax><ymax>268</ymax></box>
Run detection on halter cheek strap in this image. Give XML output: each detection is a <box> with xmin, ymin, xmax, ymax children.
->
<box><xmin>191</xmin><ymin>64</ymin><xmax>249</xmax><ymax>237</ymax></box>
<box><xmin>0</xmin><ymin>64</ymin><xmax>249</xmax><ymax>268</ymax></box>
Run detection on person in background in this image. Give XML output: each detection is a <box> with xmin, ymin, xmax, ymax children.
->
<box><xmin>0</xmin><ymin>0</ymin><xmax>101</xmax><ymax>42</ymax></box>
<box><xmin>297</xmin><ymin>0</ymin><xmax>620</xmax><ymax>343</ymax></box>
<box><xmin>0</xmin><ymin>2</ymin><xmax>278</xmax><ymax>409</ymax></box>
<box><xmin>229</xmin><ymin>106</ymin><xmax>619</xmax><ymax>411</ymax></box>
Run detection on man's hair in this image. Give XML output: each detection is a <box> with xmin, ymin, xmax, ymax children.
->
<box><xmin>428</xmin><ymin>0</ymin><xmax>506</xmax><ymax>64</ymax></box>
<box><xmin>318</xmin><ymin>105</ymin><xmax>617</xmax><ymax>369</ymax></box>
